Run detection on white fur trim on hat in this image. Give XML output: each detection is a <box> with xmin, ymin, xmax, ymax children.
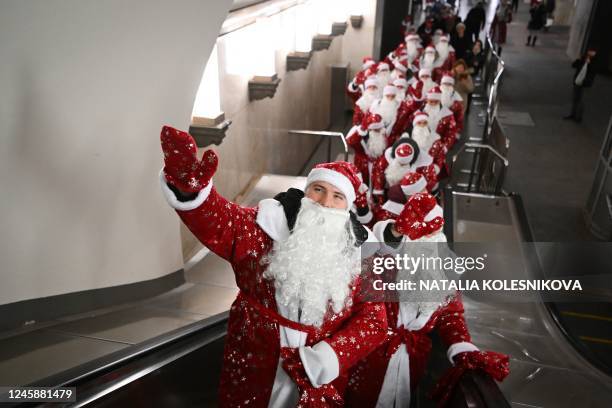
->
<box><xmin>441</xmin><ymin>76</ymin><xmax>455</xmax><ymax>85</ymax></box>
<box><xmin>427</xmin><ymin>90</ymin><xmax>442</xmax><ymax>100</ymax></box>
<box><xmin>425</xmin><ymin>46</ymin><xmax>436</xmax><ymax>53</ymax></box>
<box><xmin>424</xmin><ymin>204</ymin><xmax>444</xmax><ymax>221</ymax></box>
<box><xmin>306</xmin><ymin>168</ymin><xmax>356</xmax><ymax>206</ymax></box>
<box><xmin>362</xmin><ymin>60</ymin><xmax>376</xmax><ymax>70</ymax></box>
<box><xmin>383</xmin><ymin>85</ymin><xmax>397</xmax><ymax>96</ymax></box>
<box><xmin>365</xmin><ymin>77</ymin><xmax>379</xmax><ymax>88</ymax></box>
<box><xmin>394</xmin><ymin>62</ymin><xmax>407</xmax><ymax>72</ymax></box>
<box><xmin>419</xmin><ymin>68</ymin><xmax>432</xmax><ymax>78</ymax></box>
<box><xmin>393</xmin><ymin>78</ymin><xmax>408</xmax><ymax>87</ymax></box>
<box><xmin>412</xmin><ymin>113</ymin><xmax>428</xmax><ymax>126</ymax></box>
<box><xmin>401</xmin><ymin>176</ymin><xmax>427</xmax><ymax>196</ymax></box>
<box><xmin>378</xmin><ymin>62</ymin><xmax>390</xmax><ymax>71</ymax></box>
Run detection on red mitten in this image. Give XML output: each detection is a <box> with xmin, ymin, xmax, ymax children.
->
<box><xmin>355</xmin><ymin>189</ymin><xmax>369</xmax><ymax>210</ymax></box>
<box><xmin>430</xmin><ymin>350</ymin><xmax>510</xmax><ymax>407</ymax></box>
<box><xmin>160</xmin><ymin>125</ymin><xmax>218</xmax><ymax>193</ymax></box>
<box><xmin>394</xmin><ymin>192</ymin><xmax>444</xmax><ymax>240</ymax></box>
<box><xmin>280</xmin><ymin>348</ymin><xmax>343</xmax><ymax>408</ymax></box>
<box><xmin>355</xmin><ymin>70</ymin><xmax>367</xmax><ymax>85</ymax></box>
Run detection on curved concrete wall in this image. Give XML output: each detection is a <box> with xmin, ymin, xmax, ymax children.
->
<box><xmin>0</xmin><ymin>0</ymin><xmax>233</xmax><ymax>305</ymax></box>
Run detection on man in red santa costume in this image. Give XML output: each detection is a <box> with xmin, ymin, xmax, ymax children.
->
<box><xmin>408</xmin><ymin>68</ymin><xmax>437</xmax><ymax>104</ymax></box>
<box><xmin>404</xmin><ymin>33</ymin><xmax>423</xmax><ymax>74</ymax></box>
<box><xmin>370</xmin><ymin>137</ymin><xmax>438</xmax><ymax>207</ymax></box>
<box><xmin>419</xmin><ymin>46</ymin><xmax>437</xmax><ymax>72</ymax></box>
<box><xmin>390</xmin><ymin>60</ymin><xmax>409</xmax><ymax>83</ymax></box>
<box><xmin>353</xmin><ymin>77</ymin><xmax>380</xmax><ymax>125</ymax></box>
<box><xmin>376</xmin><ymin>62</ymin><xmax>392</xmax><ymax>86</ymax></box>
<box><xmin>369</xmin><ymin>85</ymin><xmax>400</xmax><ymax>137</ymax></box>
<box><xmin>347</xmin><ymin>57</ymin><xmax>377</xmax><ymax>104</ymax></box>
<box><xmin>159</xmin><ymin>126</ymin><xmax>388</xmax><ymax>408</ymax></box>
<box><xmin>388</xmin><ymin>80</ymin><xmax>420</xmax><ymax>143</ymax></box>
<box><xmin>440</xmin><ymin>73</ymin><xmax>465</xmax><ymax>132</ymax></box>
<box><xmin>345</xmin><ymin>193</ymin><xmax>510</xmax><ymax>407</ymax></box>
<box><xmin>423</xmin><ymin>87</ymin><xmax>459</xmax><ymax>149</ymax></box>
<box><xmin>433</xmin><ymin>35</ymin><xmax>456</xmax><ymax>80</ymax></box>
<box><xmin>409</xmin><ymin>111</ymin><xmax>449</xmax><ymax>179</ymax></box>
<box><xmin>347</xmin><ymin>113</ymin><xmax>389</xmax><ymax>186</ymax></box>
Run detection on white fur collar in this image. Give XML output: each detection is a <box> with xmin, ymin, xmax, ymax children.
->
<box><xmin>256</xmin><ymin>199</ymin><xmax>290</xmax><ymax>242</ymax></box>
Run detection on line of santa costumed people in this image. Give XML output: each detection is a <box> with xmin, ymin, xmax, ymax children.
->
<box><xmin>157</xmin><ymin>19</ymin><xmax>508</xmax><ymax>408</ymax></box>
<box><xmin>346</xmin><ymin>26</ymin><xmax>467</xmax><ymax>228</ymax></box>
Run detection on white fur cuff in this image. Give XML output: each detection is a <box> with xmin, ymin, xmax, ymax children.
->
<box><xmin>159</xmin><ymin>170</ymin><xmax>213</xmax><ymax>211</ymax></box>
<box><xmin>299</xmin><ymin>341</ymin><xmax>340</xmax><ymax>388</ymax></box>
<box><xmin>447</xmin><ymin>341</ymin><xmax>479</xmax><ymax>363</ymax></box>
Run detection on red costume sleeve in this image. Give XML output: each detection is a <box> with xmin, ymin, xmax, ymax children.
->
<box><xmin>174</xmin><ymin>187</ymin><xmax>270</xmax><ymax>265</ymax></box>
<box><xmin>435</xmin><ymin>294</ymin><xmax>472</xmax><ymax>347</ymax></box>
<box><xmin>326</xmin><ymin>298</ymin><xmax>388</xmax><ymax>376</ymax></box>
<box><xmin>371</xmin><ymin>155</ymin><xmax>389</xmax><ymax>196</ymax></box>
<box><xmin>438</xmin><ymin>115</ymin><xmax>458</xmax><ymax>149</ymax></box>
<box><xmin>353</xmin><ymin>106</ymin><xmax>365</xmax><ymax>126</ymax></box>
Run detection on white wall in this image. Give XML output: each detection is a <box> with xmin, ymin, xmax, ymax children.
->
<box><xmin>0</xmin><ymin>0</ymin><xmax>233</xmax><ymax>305</ymax></box>
<box><xmin>341</xmin><ymin>0</ymin><xmax>379</xmax><ymax>78</ymax></box>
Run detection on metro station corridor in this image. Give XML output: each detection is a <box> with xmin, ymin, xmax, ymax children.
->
<box><xmin>1</xmin><ymin>1</ymin><xmax>612</xmax><ymax>407</ymax></box>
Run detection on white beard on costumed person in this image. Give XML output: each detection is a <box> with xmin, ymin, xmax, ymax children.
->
<box><xmin>411</xmin><ymin>125</ymin><xmax>435</xmax><ymax>151</ymax></box>
<box><xmin>371</xmin><ymin>98</ymin><xmax>399</xmax><ymax>129</ymax></box>
<box><xmin>441</xmin><ymin>86</ymin><xmax>454</xmax><ymax>108</ymax></box>
<box><xmin>384</xmin><ymin>159</ymin><xmax>411</xmax><ymax>187</ymax></box>
<box><xmin>367</xmin><ymin>129</ymin><xmax>388</xmax><ymax>158</ymax></box>
<box><xmin>421</xmin><ymin>53</ymin><xmax>435</xmax><ymax>70</ymax></box>
<box><xmin>424</xmin><ymin>102</ymin><xmax>441</xmax><ymax>121</ymax></box>
<box><xmin>356</xmin><ymin>88</ymin><xmax>380</xmax><ymax>112</ymax></box>
<box><xmin>263</xmin><ymin>197</ymin><xmax>360</xmax><ymax>328</ymax></box>
<box><xmin>395</xmin><ymin>230</ymin><xmax>453</xmax><ymax>315</ymax></box>
<box><xmin>406</xmin><ymin>41</ymin><xmax>418</xmax><ymax>61</ymax></box>
<box><xmin>436</xmin><ymin>42</ymin><xmax>449</xmax><ymax>64</ymax></box>
<box><xmin>377</xmin><ymin>71</ymin><xmax>391</xmax><ymax>86</ymax></box>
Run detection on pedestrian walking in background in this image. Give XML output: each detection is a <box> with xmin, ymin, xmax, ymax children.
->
<box><xmin>512</xmin><ymin>0</ymin><xmax>519</xmax><ymax>13</ymax></box>
<box><xmin>490</xmin><ymin>0</ymin><xmax>513</xmax><ymax>55</ymax></box>
<box><xmin>564</xmin><ymin>49</ymin><xmax>598</xmax><ymax>123</ymax></box>
<box><xmin>543</xmin><ymin>0</ymin><xmax>556</xmax><ymax>32</ymax></box>
<box><xmin>526</xmin><ymin>0</ymin><xmax>547</xmax><ymax>46</ymax></box>
<box><xmin>452</xmin><ymin>59</ymin><xmax>475</xmax><ymax>114</ymax></box>
<box><xmin>464</xmin><ymin>1</ymin><xmax>486</xmax><ymax>42</ymax></box>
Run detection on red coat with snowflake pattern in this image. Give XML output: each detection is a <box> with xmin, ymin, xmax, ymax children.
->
<box><xmin>345</xmin><ymin>294</ymin><xmax>473</xmax><ymax>407</ymax></box>
<box><xmin>171</xmin><ymin>187</ymin><xmax>388</xmax><ymax>407</ymax></box>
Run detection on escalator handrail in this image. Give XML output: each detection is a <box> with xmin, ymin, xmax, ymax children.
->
<box><xmin>24</xmin><ymin>312</ymin><xmax>229</xmax><ymax>391</ymax></box>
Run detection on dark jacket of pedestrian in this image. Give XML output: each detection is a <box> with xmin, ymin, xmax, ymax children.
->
<box><xmin>572</xmin><ymin>56</ymin><xmax>596</xmax><ymax>88</ymax></box>
<box><xmin>451</xmin><ymin>29</ymin><xmax>473</xmax><ymax>61</ymax></box>
<box><xmin>528</xmin><ymin>4</ymin><xmax>547</xmax><ymax>30</ymax></box>
<box><xmin>464</xmin><ymin>3</ymin><xmax>486</xmax><ymax>40</ymax></box>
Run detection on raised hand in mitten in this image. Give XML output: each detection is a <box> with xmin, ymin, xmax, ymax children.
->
<box><xmin>394</xmin><ymin>192</ymin><xmax>444</xmax><ymax>240</ymax></box>
<box><xmin>160</xmin><ymin>125</ymin><xmax>218</xmax><ymax>193</ymax></box>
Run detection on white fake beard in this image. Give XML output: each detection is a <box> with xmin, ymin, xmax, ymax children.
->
<box><xmin>377</xmin><ymin>71</ymin><xmax>391</xmax><ymax>86</ymax></box>
<box><xmin>406</xmin><ymin>42</ymin><xmax>418</xmax><ymax>60</ymax></box>
<box><xmin>422</xmin><ymin>79</ymin><xmax>436</xmax><ymax>95</ymax></box>
<box><xmin>367</xmin><ymin>130</ymin><xmax>387</xmax><ymax>158</ymax></box>
<box><xmin>395</xmin><ymin>89</ymin><xmax>407</xmax><ymax>103</ymax></box>
<box><xmin>263</xmin><ymin>198</ymin><xmax>359</xmax><ymax>328</ymax></box>
<box><xmin>422</xmin><ymin>54</ymin><xmax>435</xmax><ymax>70</ymax></box>
<box><xmin>441</xmin><ymin>88</ymin><xmax>453</xmax><ymax>108</ymax></box>
<box><xmin>423</xmin><ymin>102</ymin><xmax>441</xmax><ymax>118</ymax></box>
<box><xmin>371</xmin><ymin>99</ymin><xmax>398</xmax><ymax>127</ymax></box>
<box><xmin>412</xmin><ymin>125</ymin><xmax>434</xmax><ymax>151</ymax></box>
<box><xmin>436</xmin><ymin>44</ymin><xmax>449</xmax><ymax>62</ymax></box>
<box><xmin>385</xmin><ymin>159</ymin><xmax>412</xmax><ymax>186</ymax></box>
<box><xmin>396</xmin><ymin>231</ymin><xmax>453</xmax><ymax>314</ymax></box>
<box><xmin>356</xmin><ymin>91</ymin><xmax>377</xmax><ymax>111</ymax></box>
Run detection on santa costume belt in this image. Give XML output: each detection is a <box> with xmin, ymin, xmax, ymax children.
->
<box><xmin>385</xmin><ymin>325</ymin><xmax>432</xmax><ymax>358</ymax></box>
<box><xmin>236</xmin><ymin>291</ymin><xmax>319</xmax><ymax>338</ymax></box>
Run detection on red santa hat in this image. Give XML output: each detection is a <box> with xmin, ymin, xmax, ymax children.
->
<box><xmin>364</xmin><ymin>76</ymin><xmax>379</xmax><ymax>89</ymax></box>
<box><xmin>400</xmin><ymin>172</ymin><xmax>427</xmax><ymax>196</ymax></box>
<box><xmin>394</xmin><ymin>142</ymin><xmax>415</xmax><ymax>165</ymax></box>
<box><xmin>306</xmin><ymin>161</ymin><xmax>365</xmax><ymax>207</ymax></box>
<box><xmin>426</xmin><ymin>86</ymin><xmax>443</xmax><ymax>101</ymax></box>
<box><xmin>362</xmin><ymin>57</ymin><xmax>376</xmax><ymax>70</ymax></box>
<box><xmin>397</xmin><ymin>192</ymin><xmax>444</xmax><ymax>240</ymax></box>
<box><xmin>412</xmin><ymin>110</ymin><xmax>429</xmax><ymax>126</ymax></box>
<box><xmin>383</xmin><ymin>85</ymin><xmax>398</xmax><ymax>96</ymax></box>
<box><xmin>393</xmin><ymin>78</ymin><xmax>408</xmax><ymax>88</ymax></box>
<box><xmin>418</xmin><ymin>68</ymin><xmax>432</xmax><ymax>79</ymax></box>
<box><xmin>377</xmin><ymin>62</ymin><xmax>390</xmax><ymax>72</ymax></box>
<box><xmin>359</xmin><ymin>112</ymin><xmax>384</xmax><ymax>135</ymax></box>
<box><xmin>405</xmin><ymin>33</ymin><xmax>420</xmax><ymax>42</ymax></box>
<box><xmin>440</xmin><ymin>73</ymin><xmax>455</xmax><ymax>85</ymax></box>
